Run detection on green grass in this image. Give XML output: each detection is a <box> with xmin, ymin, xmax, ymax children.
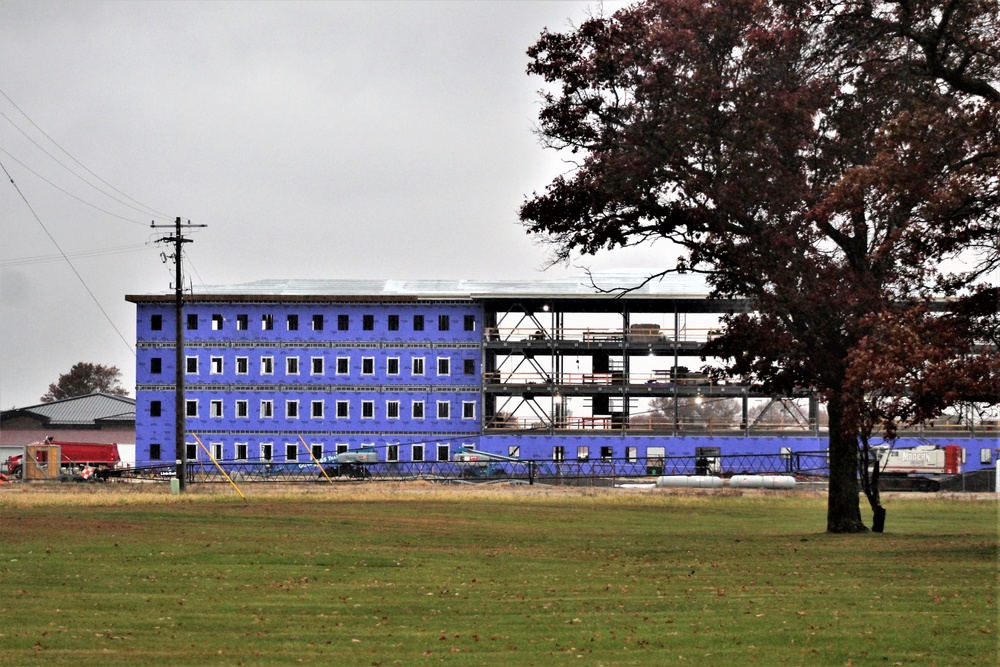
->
<box><xmin>0</xmin><ymin>486</ymin><xmax>996</xmax><ymax>666</ymax></box>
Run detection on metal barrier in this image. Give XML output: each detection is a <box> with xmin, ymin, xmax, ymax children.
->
<box><xmin>118</xmin><ymin>452</ymin><xmax>832</xmax><ymax>485</ymax></box>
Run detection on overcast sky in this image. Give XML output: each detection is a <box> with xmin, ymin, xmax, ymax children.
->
<box><xmin>1</xmin><ymin>1</ymin><xmax>691</xmax><ymax>410</ymax></box>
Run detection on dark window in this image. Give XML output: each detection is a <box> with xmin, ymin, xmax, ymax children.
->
<box><xmin>287</xmin><ymin>314</ymin><xmax>299</xmax><ymax>331</ymax></box>
<box><xmin>236</xmin><ymin>314</ymin><xmax>248</xmax><ymax>330</ymax></box>
<box><xmin>262</xmin><ymin>314</ymin><xmax>274</xmax><ymax>330</ymax></box>
<box><xmin>388</xmin><ymin>314</ymin><xmax>399</xmax><ymax>331</ymax></box>
<box><xmin>151</xmin><ymin>314</ymin><xmax>162</xmax><ymax>330</ymax></box>
<box><xmin>186</xmin><ymin>400</ymin><xmax>198</xmax><ymax>417</ymax></box>
<box><xmin>412</xmin><ymin>401</ymin><xmax>424</xmax><ymax>419</ymax></box>
<box><xmin>150</xmin><ymin>400</ymin><xmax>161</xmax><ymax>417</ymax></box>
<box><xmin>413</xmin><ymin>314</ymin><xmax>424</xmax><ymax>331</ymax></box>
<box><xmin>337</xmin><ymin>357</ymin><xmax>349</xmax><ymax>374</ymax></box>
<box><xmin>438</xmin><ymin>314</ymin><xmax>450</xmax><ymax>331</ymax></box>
<box><xmin>186</xmin><ymin>313</ymin><xmax>198</xmax><ymax>330</ymax></box>
<box><xmin>362</xmin><ymin>357</ymin><xmax>374</xmax><ymax>375</ymax></box>
<box><xmin>387</xmin><ymin>358</ymin><xmax>400</xmax><ymax>375</ymax></box>
<box><xmin>363</xmin><ymin>314</ymin><xmax>374</xmax><ymax>331</ymax></box>
<box><xmin>412</xmin><ymin>444</ymin><xmax>424</xmax><ymax>462</ymax></box>
<box><xmin>600</xmin><ymin>446</ymin><xmax>614</xmax><ymax>461</ymax></box>
<box><xmin>338</xmin><ymin>314</ymin><xmax>349</xmax><ymax>331</ymax></box>
<box><xmin>186</xmin><ymin>443</ymin><xmax>197</xmax><ymax>460</ymax></box>
<box><xmin>464</xmin><ymin>359</ymin><xmax>475</xmax><ymax>375</ymax></box>
<box><xmin>437</xmin><ymin>444</ymin><xmax>449</xmax><ymax>462</ymax></box>
<box><xmin>312</xmin><ymin>314</ymin><xmax>324</xmax><ymax>331</ymax></box>
<box><xmin>150</xmin><ymin>358</ymin><xmax>162</xmax><ymax>374</ymax></box>
<box><xmin>464</xmin><ymin>315</ymin><xmax>476</xmax><ymax>331</ymax></box>
<box><xmin>212</xmin><ymin>314</ymin><xmax>223</xmax><ymax>330</ymax></box>
<box><xmin>149</xmin><ymin>443</ymin><xmax>161</xmax><ymax>460</ymax></box>
<box><xmin>186</xmin><ymin>357</ymin><xmax>198</xmax><ymax>373</ymax></box>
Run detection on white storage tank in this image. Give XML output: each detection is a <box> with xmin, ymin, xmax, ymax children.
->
<box><xmin>655</xmin><ymin>475</ymin><xmax>724</xmax><ymax>488</ymax></box>
<box><xmin>728</xmin><ymin>475</ymin><xmax>796</xmax><ymax>489</ymax></box>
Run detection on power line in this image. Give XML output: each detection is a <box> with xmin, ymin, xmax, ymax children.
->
<box><xmin>0</xmin><ymin>157</ymin><xmax>136</xmax><ymax>359</ymax></box>
<box><xmin>0</xmin><ymin>146</ymin><xmax>151</xmax><ymax>225</ymax></box>
<box><xmin>183</xmin><ymin>249</ymin><xmax>207</xmax><ymax>291</ymax></box>
<box><xmin>0</xmin><ymin>87</ymin><xmax>169</xmax><ymax>219</ymax></box>
<box><xmin>2</xmin><ymin>112</ymin><xmax>166</xmax><ymax>219</ymax></box>
<box><xmin>0</xmin><ymin>242</ymin><xmax>152</xmax><ymax>267</ymax></box>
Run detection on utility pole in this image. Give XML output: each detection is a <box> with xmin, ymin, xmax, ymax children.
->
<box><xmin>152</xmin><ymin>217</ymin><xmax>206</xmax><ymax>491</ymax></box>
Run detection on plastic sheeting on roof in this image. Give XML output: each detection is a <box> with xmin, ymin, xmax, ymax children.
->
<box><xmin>140</xmin><ymin>271</ymin><xmax>713</xmax><ymax>299</ymax></box>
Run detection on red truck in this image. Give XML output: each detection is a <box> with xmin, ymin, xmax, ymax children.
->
<box><xmin>5</xmin><ymin>439</ymin><xmax>122</xmax><ymax>481</ymax></box>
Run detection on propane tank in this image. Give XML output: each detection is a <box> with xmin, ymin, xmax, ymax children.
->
<box><xmin>727</xmin><ymin>475</ymin><xmax>796</xmax><ymax>489</ymax></box>
<box><xmin>655</xmin><ymin>475</ymin><xmax>724</xmax><ymax>489</ymax></box>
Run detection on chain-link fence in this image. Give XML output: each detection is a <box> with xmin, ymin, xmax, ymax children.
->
<box><xmin>116</xmin><ymin>451</ymin><xmax>831</xmax><ymax>485</ymax></box>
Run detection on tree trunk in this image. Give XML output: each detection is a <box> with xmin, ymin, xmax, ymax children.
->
<box><xmin>826</xmin><ymin>396</ymin><xmax>867</xmax><ymax>533</ymax></box>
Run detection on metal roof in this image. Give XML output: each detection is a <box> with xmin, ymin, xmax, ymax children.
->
<box><xmin>127</xmin><ymin>271</ymin><xmax>714</xmax><ymax>301</ymax></box>
<box><xmin>1</xmin><ymin>393</ymin><xmax>136</xmax><ymax>426</ymax></box>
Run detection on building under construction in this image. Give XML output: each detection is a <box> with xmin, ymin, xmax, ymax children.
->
<box><xmin>126</xmin><ymin>272</ymin><xmax>996</xmax><ymax>472</ymax></box>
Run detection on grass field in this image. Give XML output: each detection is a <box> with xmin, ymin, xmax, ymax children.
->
<box><xmin>0</xmin><ymin>484</ymin><xmax>996</xmax><ymax>666</ymax></box>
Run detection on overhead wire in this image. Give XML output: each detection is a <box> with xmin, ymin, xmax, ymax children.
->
<box><xmin>0</xmin><ymin>146</ymin><xmax>150</xmax><ymax>225</ymax></box>
<box><xmin>1</xmin><ymin>157</ymin><xmax>137</xmax><ymax>359</ymax></box>
<box><xmin>183</xmin><ymin>248</ymin><xmax>207</xmax><ymax>292</ymax></box>
<box><xmin>0</xmin><ymin>86</ymin><xmax>169</xmax><ymax>219</ymax></box>
<box><xmin>1</xmin><ymin>112</ymin><xmax>166</xmax><ymax>220</ymax></box>
<box><xmin>0</xmin><ymin>242</ymin><xmax>152</xmax><ymax>267</ymax></box>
